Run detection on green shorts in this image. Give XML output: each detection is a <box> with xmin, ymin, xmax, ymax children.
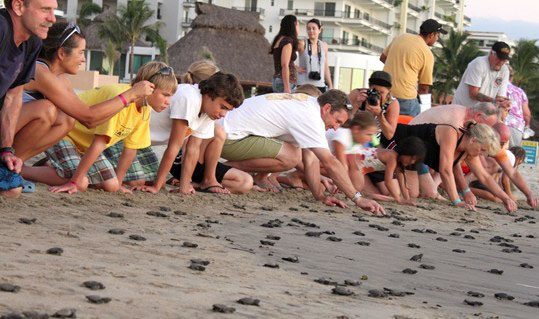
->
<box><xmin>221</xmin><ymin>136</ymin><xmax>283</xmax><ymax>162</ymax></box>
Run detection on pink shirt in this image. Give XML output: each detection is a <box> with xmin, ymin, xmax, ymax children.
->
<box><xmin>505</xmin><ymin>82</ymin><xmax>527</xmax><ymax>132</ymax></box>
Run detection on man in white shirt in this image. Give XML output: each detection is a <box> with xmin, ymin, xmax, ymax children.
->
<box><xmin>220</xmin><ymin>90</ymin><xmax>385</xmax><ymax>215</ymax></box>
<box><xmin>135</xmin><ymin>72</ymin><xmax>253</xmax><ymax>195</ymax></box>
<box><xmin>453</xmin><ymin>41</ymin><xmax>511</xmax><ymax>109</ymax></box>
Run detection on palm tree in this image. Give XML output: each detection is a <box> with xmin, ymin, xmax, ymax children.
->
<box><xmin>510</xmin><ymin>39</ymin><xmax>539</xmax><ymax>120</ymax></box>
<box><xmin>99</xmin><ymin>13</ymin><xmax>127</xmax><ymax>75</ymax></box>
<box><xmin>116</xmin><ymin>0</ymin><xmax>164</xmax><ymax>80</ymax></box>
<box><xmin>77</xmin><ymin>1</ymin><xmax>102</xmax><ymax>30</ymax></box>
<box><xmin>146</xmin><ymin>26</ymin><xmax>168</xmax><ymax>64</ymax></box>
<box><xmin>432</xmin><ymin>29</ymin><xmax>482</xmax><ymax>103</ymax></box>
<box><xmin>103</xmin><ymin>39</ymin><xmax>121</xmax><ymax>75</ymax></box>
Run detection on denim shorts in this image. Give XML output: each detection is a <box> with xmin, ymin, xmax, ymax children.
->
<box><xmin>272</xmin><ymin>77</ymin><xmax>296</xmax><ymax>93</ymax></box>
<box><xmin>397</xmin><ymin>97</ymin><xmax>421</xmax><ymax>117</ymax></box>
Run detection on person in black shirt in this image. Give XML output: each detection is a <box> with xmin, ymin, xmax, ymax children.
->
<box><xmin>0</xmin><ymin>0</ymin><xmax>56</xmax><ymax>197</ymax></box>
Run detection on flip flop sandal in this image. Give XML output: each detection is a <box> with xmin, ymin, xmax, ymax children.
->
<box><xmin>198</xmin><ymin>185</ymin><xmax>228</xmax><ymax>194</ymax></box>
<box><xmin>21</xmin><ymin>179</ymin><xmax>36</xmax><ymax>193</ymax></box>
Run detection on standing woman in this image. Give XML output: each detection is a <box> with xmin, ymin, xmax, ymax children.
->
<box><xmin>297</xmin><ymin>19</ymin><xmax>333</xmax><ymax>93</ymax></box>
<box><xmin>270</xmin><ymin>15</ymin><xmax>299</xmax><ymax>93</ymax></box>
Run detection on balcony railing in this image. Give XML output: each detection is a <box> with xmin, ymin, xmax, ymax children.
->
<box><xmin>280</xmin><ymin>9</ymin><xmax>391</xmax><ymax>30</ymax></box>
<box><xmin>183</xmin><ymin>0</ymin><xmax>196</xmax><ymax>6</ymax></box>
<box><xmin>464</xmin><ymin>15</ymin><xmax>471</xmax><ymax>23</ymax></box>
<box><xmin>232</xmin><ymin>7</ymin><xmax>265</xmax><ymax>16</ymax></box>
<box><xmin>321</xmin><ymin>37</ymin><xmax>384</xmax><ymax>53</ymax></box>
<box><xmin>408</xmin><ymin>3</ymin><xmax>421</xmax><ymax>12</ymax></box>
<box><xmin>182</xmin><ymin>18</ymin><xmax>193</xmax><ymax>27</ymax></box>
<box><xmin>406</xmin><ymin>28</ymin><xmax>418</xmax><ymax>35</ymax></box>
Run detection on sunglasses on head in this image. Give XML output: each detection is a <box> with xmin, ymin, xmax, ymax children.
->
<box><xmin>59</xmin><ymin>22</ymin><xmax>81</xmax><ymax>48</ymax></box>
<box><xmin>148</xmin><ymin>66</ymin><xmax>175</xmax><ymax>82</ymax></box>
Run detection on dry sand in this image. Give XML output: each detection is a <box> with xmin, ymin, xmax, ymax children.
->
<box><xmin>0</xmin><ymin>179</ymin><xmax>538</xmax><ymax>318</ymax></box>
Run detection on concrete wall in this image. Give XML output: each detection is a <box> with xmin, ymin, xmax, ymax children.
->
<box><xmin>66</xmin><ymin>70</ymin><xmax>119</xmax><ymax>91</ymax></box>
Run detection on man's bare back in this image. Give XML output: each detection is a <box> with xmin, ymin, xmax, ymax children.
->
<box><xmin>410</xmin><ymin>105</ymin><xmax>468</xmax><ymax>127</ymax></box>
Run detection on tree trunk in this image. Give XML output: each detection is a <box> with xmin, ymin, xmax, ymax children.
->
<box><xmin>108</xmin><ymin>61</ymin><xmax>115</xmax><ymax>76</ymax></box>
<box><xmin>129</xmin><ymin>40</ymin><xmax>135</xmax><ymax>81</ymax></box>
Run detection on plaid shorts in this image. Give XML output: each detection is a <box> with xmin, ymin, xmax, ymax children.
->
<box><xmin>45</xmin><ymin>139</ymin><xmax>116</xmax><ymax>185</ymax></box>
<box><xmin>102</xmin><ymin>142</ymin><xmax>159</xmax><ymax>182</ymax></box>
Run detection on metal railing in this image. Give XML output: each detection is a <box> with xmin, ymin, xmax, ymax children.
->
<box><xmin>232</xmin><ymin>7</ymin><xmax>265</xmax><ymax>15</ymax></box>
<box><xmin>408</xmin><ymin>3</ymin><xmax>421</xmax><ymax>12</ymax></box>
<box><xmin>321</xmin><ymin>37</ymin><xmax>384</xmax><ymax>53</ymax></box>
<box><xmin>279</xmin><ymin>9</ymin><xmax>391</xmax><ymax>30</ymax></box>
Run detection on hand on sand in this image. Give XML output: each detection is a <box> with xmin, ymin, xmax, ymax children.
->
<box><xmin>322</xmin><ymin>196</ymin><xmax>348</xmax><ymax>208</ymax></box>
<box><xmin>527</xmin><ymin>195</ymin><xmax>538</xmax><ymax>209</ymax></box>
<box><xmin>119</xmin><ymin>185</ymin><xmax>132</xmax><ymax>194</ymax></box>
<box><xmin>463</xmin><ymin>191</ymin><xmax>477</xmax><ymax>207</ymax></box>
<box><xmin>502</xmin><ymin>197</ymin><xmax>517</xmax><ymax>213</ymax></box>
<box><xmin>355</xmin><ymin>198</ymin><xmax>385</xmax><ymax>216</ymax></box>
<box><xmin>1</xmin><ymin>153</ymin><xmax>22</xmax><ymax>174</ymax></box>
<box><xmin>321</xmin><ymin>177</ymin><xmax>337</xmax><ymax>194</ymax></box>
<box><xmin>130</xmin><ymin>80</ymin><xmax>155</xmax><ymax>99</ymax></box>
<box><xmin>133</xmin><ymin>185</ymin><xmax>160</xmax><ymax>194</ymax></box>
<box><xmin>49</xmin><ymin>181</ymin><xmax>79</xmax><ymax>194</ymax></box>
<box><xmin>170</xmin><ymin>184</ymin><xmax>195</xmax><ymax>195</ymax></box>
<box><xmin>456</xmin><ymin>201</ymin><xmax>476</xmax><ymax>211</ymax></box>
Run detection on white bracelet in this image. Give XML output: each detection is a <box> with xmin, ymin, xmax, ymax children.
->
<box><xmin>352</xmin><ymin>192</ymin><xmax>362</xmax><ymax>202</ymax></box>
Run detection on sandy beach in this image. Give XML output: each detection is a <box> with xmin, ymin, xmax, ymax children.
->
<box><xmin>0</xmin><ymin>176</ymin><xmax>538</xmax><ymax>319</ymax></box>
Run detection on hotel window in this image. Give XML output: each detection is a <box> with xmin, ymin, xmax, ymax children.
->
<box><xmin>287</xmin><ymin>0</ymin><xmax>293</xmax><ymax>10</ymax></box>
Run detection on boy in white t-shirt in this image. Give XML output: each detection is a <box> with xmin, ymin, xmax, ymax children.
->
<box><xmin>135</xmin><ymin>72</ymin><xmax>252</xmax><ymax>195</ymax></box>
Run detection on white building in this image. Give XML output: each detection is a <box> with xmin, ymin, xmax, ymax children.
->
<box><xmin>466</xmin><ymin>31</ymin><xmax>516</xmax><ymax>54</ymax></box>
<box><xmin>57</xmin><ymin>0</ymin><xmax>470</xmax><ymax>90</ymax></box>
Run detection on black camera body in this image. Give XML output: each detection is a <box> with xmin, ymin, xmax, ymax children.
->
<box><xmin>366</xmin><ymin>88</ymin><xmax>380</xmax><ymax>106</ymax></box>
<box><xmin>308</xmin><ymin>71</ymin><xmax>321</xmax><ymax>81</ymax></box>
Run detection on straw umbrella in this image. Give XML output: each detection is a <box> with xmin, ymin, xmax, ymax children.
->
<box><xmin>168</xmin><ymin>2</ymin><xmax>273</xmax><ymax>87</ymax></box>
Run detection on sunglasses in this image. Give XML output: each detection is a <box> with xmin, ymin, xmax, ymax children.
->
<box><xmin>59</xmin><ymin>22</ymin><xmax>81</xmax><ymax>48</ymax></box>
<box><xmin>148</xmin><ymin>66</ymin><xmax>175</xmax><ymax>82</ymax></box>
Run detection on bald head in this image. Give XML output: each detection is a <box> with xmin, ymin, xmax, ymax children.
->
<box><xmin>493</xmin><ymin>122</ymin><xmax>511</xmax><ymax>145</ymax></box>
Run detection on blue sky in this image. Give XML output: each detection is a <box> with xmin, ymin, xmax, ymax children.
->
<box><xmin>464</xmin><ymin>0</ymin><xmax>539</xmax><ymax>41</ymax></box>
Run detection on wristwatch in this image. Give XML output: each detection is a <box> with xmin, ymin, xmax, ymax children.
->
<box><xmin>0</xmin><ymin>147</ymin><xmax>15</xmax><ymax>155</ymax></box>
<box><xmin>352</xmin><ymin>192</ymin><xmax>362</xmax><ymax>202</ymax></box>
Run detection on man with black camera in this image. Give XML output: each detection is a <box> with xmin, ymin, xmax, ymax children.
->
<box><xmin>380</xmin><ymin>19</ymin><xmax>446</xmax><ymax>117</ymax></box>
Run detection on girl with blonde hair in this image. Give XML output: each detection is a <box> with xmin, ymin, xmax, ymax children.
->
<box><xmin>182</xmin><ymin>60</ymin><xmax>220</xmax><ymax>84</ymax></box>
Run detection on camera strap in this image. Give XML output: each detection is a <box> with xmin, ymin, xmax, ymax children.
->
<box><xmin>307</xmin><ymin>39</ymin><xmax>322</xmax><ymax>72</ymax></box>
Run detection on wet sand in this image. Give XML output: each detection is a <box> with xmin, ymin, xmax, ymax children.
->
<box><xmin>0</xmin><ymin>182</ymin><xmax>538</xmax><ymax>318</ymax></box>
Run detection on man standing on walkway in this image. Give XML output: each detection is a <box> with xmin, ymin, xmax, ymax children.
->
<box><xmin>454</xmin><ymin>41</ymin><xmax>511</xmax><ymax>109</ymax></box>
<box><xmin>0</xmin><ymin>0</ymin><xmax>56</xmax><ymax>197</ymax></box>
<box><xmin>380</xmin><ymin>19</ymin><xmax>446</xmax><ymax>117</ymax></box>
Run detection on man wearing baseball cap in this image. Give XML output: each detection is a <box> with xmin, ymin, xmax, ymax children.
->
<box><xmin>380</xmin><ymin>19</ymin><xmax>446</xmax><ymax>117</ymax></box>
<box><xmin>454</xmin><ymin>41</ymin><xmax>511</xmax><ymax>108</ymax></box>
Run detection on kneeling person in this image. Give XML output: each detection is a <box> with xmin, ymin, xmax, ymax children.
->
<box><xmin>24</xmin><ymin>62</ymin><xmax>177</xmax><ymax>193</ymax></box>
<box><xmin>220</xmin><ymin>90</ymin><xmax>385</xmax><ymax>215</ymax></box>
<box><xmin>135</xmin><ymin>72</ymin><xmax>252</xmax><ymax>195</ymax></box>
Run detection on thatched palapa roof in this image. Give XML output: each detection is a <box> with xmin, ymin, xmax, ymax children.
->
<box><xmin>168</xmin><ymin>3</ymin><xmax>273</xmax><ymax>85</ymax></box>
